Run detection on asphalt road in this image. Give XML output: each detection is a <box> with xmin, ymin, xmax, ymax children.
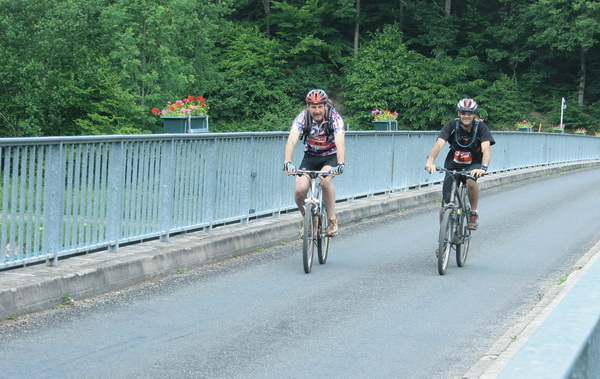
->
<box><xmin>1</xmin><ymin>168</ymin><xmax>599</xmax><ymax>378</ymax></box>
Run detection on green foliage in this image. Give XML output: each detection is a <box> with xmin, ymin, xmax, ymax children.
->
<box><xmin>0</xmin><ymin>0</ymin><xmax>599</xmax><ymax>136</ymax></box>
<box><xmin>550</xmin><ymin>100</ymin><xmax>599</xmax><ymax>133</ymax></box>
<box><xmin>478</xmin><ymin>75</ymin><xmax>527</xmax><ymax>129</ymax></box>
<box><xmin>342</xmin><ymin>25</ymin><xmax>486</xmax><ymax>130</ymax></box>
<box><xmin>75</xmin><ymin>59</ymin><xmax>148</xmax><ymax>135</ymax></box>
<box><xmin>210</xmin><ymin>25</ymin><xmax>296</xmax><ymax>132</ymax></box>
<box><xmin>528</xmin><ymin>0</ymin><xmax>600</xmax><ymax>53</ymax></box>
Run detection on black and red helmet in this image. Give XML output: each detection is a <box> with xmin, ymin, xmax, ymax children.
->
<box><xmin>305</xmin><ymin>89</ymin><xmax>329</xmax><ymax>105</ymax></box>
<box><xmin>457</xmin><ymin>98</ymin><xmax>478</xmax><ymax>112</ymax></box>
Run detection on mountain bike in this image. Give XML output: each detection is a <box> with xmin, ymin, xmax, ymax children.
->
<box><xmin>289</xmin><ymin>169</ymin><xmax>331</xmax><ymax>273</ymax></box>
<box><xmin>435</xmin><ymin>167</ymin><xmax>476</xmax><ymax>275</ymax></box>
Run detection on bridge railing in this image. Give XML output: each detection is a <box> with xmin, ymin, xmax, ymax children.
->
<box><xmin>1</xmin><ymin>131</ymin><xmax>599</xmax><ymax>270</ymax></box>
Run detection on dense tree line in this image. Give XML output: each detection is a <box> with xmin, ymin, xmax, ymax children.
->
<box><xmin>1</xmin><ymin>0</ymin><xmax>599</xmax><ymax>137</ymax></box>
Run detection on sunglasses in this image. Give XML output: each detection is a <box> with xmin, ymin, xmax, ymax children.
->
<box><xmin>459</xmin><ymin>111</ymin><xmax>474</xmax><ymax>116</ymax></box>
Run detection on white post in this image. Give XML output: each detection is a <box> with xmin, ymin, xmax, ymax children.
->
<box><xmin>560</xmin><ymin>97</ymin><xmax>566</xmax><ymax>125</ymax></box>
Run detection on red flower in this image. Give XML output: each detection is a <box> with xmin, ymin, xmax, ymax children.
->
<box><xmin>151</xmin><ymin>95</ymin><xmax>209</xmax><ymax>117</ymax></box>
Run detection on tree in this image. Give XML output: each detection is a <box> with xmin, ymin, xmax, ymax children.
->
<box><xmin>527</xmin><ymin>0</ymin><xmax>600</xmax><ymax>105</ymax></box>
<box><xmin>342</xmin><ymin>24</ymin><xmax>485</xmax><ymax>130</ymax></box>
<box><xmin>0</xmin><ymin>0</ymin><xmax>108</xmax><ymax>136</ymax></box>
<box><xmin>97</xmin><ymin>0</ymin><xmax>229</xmax><ymax>130</ymax></box>
<box><xmin>212</xmin><ymin>25</ymin><xmax>295</xmax><ymax>131</ymax></box>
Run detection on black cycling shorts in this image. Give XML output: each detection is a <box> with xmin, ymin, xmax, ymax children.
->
<box><xmin>299</xmin><ymin>153</ymin><xmax>338</xmax><ymax>171</ymax></box>
<box><xmin>442</xmin><ymin>162</ymin><xmax>481</xmax><ymax>204</ymax></box>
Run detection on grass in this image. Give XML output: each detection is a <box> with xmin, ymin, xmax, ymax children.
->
<box><xmin>557</xmin><ymin>273</ymin><xmax>570</xmax><ymax>285</ymax></box>
<box><xmin>62</xmin><ymin>293</ymin><xmax>75</xmax><ymax>306</ymax></box>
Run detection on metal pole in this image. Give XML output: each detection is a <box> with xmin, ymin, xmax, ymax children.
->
<box><xmin>560</xmin><ymin>97</ymin><xmax>566</xmax><ymax>125</ymax></box>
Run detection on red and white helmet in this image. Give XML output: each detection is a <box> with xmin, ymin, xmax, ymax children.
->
<box><xmin>305</xmin><ymin>89</ymin><xmax>329</xmax><ymax>105</ymax></box>
<box><xmin>457</xmin><ymin>98</ymin><xmax>478</xmax><ymax>112</ymax></box>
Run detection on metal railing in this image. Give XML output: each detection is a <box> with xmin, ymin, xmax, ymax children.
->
<box><xmin>498</xmin><ymin>241</ymin><xmax>600</xmax><ymax>378</ymax></box>
<box><xmin>1</xmin><ymin>131</ymin><xmax>599</xmax><ymax>270</ymax></box>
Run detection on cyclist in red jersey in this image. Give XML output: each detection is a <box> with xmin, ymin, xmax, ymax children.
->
<box><xmin>425</xmin><ymin>98</ymin><xmax>495</xmax><ymax>230</ymax></box>
<box><xmin>283</xmin><ymin>89</ymin><xmax>346</xmax><ymax>236</ymax></box>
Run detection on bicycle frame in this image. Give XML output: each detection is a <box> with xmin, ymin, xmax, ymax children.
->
<box><xmin>444</xmin><ymin>170</ymin><xmax>471</xmax><ymax>244</ymax></box>
<box><xmin>295</xmin><ymin>169</ymin><xmax>329</xmax><ymax>223</ymax></box>
<box><xmin>435</xmin><ymin>167</ymin><xmax>475</xmax><ymax>275</ymax></box>
<box><xmin>289</xmin><ymin>169</ymin><xmax>331</xmax><ymax>273</ymax></box>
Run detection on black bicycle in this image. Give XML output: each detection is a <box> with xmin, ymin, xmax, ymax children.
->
<box><xmin>434</xmin><ymin>167</ymin><xmax>476</xmax><ymax>275</ymax></box>
<box><xmin>289</xmin><ymin>169</ymin><xmax>331</xmax><ymax>273</ymax></box>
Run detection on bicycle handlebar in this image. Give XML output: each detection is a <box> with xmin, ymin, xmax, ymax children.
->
<box><xmin>434</xmin><ymin>167</ymin><xmax>478</xmax><ymax>180</ymax></box>
<box><xmin>287</xmin><ymin>169</ymin><xmax>332</xmax><ymax>178</ymax></box>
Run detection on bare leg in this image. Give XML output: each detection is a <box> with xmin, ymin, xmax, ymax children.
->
<box><xmin>467</xmin><ymin>179</ymin><xmax>479</xmax><ymax>210</ymax></box>
<box><xmin>320</xmin><ymin>176</ymin><xmax>336</xmax><ymax>219</ymax></box>
<box><xmin>294</xmin><ymin>176</ymin><xmax>310</xmax><ymax>215</ymax></box>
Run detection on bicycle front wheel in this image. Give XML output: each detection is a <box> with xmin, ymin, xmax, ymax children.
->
<box><xmin>317</xmin><ymin>207</ymin><xmax>329</xmax><ymax>264</ymax></box>
<box><xmin>456</xmin><ymin>232</ymin><xmax>470</xmax><ymax>267</ymax></box>
<box><xmin>302</xmin><ymin>203</ymin><xmax>316</xmax><ymax>273</ymax></box>
<box><xmin>438</xmin><ymin>208</ymin><xmax>454</xmax><ymax>275</ymax></box>
<box><xmin>456</xmin><ymin>209</ymin><xmax>471</xmax><ymax>267</ymax></box>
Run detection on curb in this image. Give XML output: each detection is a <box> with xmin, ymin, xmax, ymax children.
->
<box><xmin>462</xmin><ymin>232</ymin><xmax>600</xmax><ymax>378</ymax></box>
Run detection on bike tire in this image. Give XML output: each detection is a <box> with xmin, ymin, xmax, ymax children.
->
<box><xmin>456</xmin><ymin>207</ymin><xmax>471</xmax><ymax>267</ymax></box>
<box><xmin>438</xmin><ymin>208</ymin><xmax>453</xmax><ymax>275</ymax></box>
<box><xmin>302</xmin><ymin>203</ymin><xmax>315</xmax><ymax>273</ymax></box>
<box><xmin>456</xmin><ymin>229</ymin><xmax>470</xmax><ymax>267</ymax></box>
<box><xmin>317</xmin><ymin>207</ymin><xmax>329</xmax><ymax>264</ymax></box>
<box><xmin>456</xmin><ymin>189</ymin><xmax>471</xmax><ymax>267</ymax></box>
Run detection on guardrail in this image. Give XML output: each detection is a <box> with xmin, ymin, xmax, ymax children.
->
<box><xmin>1</xmin><ymin>131</ymin><xmax>599</xmax><ymax>270</ymax></box>
<box><xmin>498</xmin><ymin>242</ymin><xmax>600</xmax><ymax>378</ymax></box>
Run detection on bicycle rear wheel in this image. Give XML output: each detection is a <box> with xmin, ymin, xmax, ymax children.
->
<box><xmin>317</xmin><ymin>207</ymin><xmax>329</xmax><ymax>264</ymax></box>
<box><xmin>302</xmin><ymin>204</ymin><xmax>316</xmax><ymax>273</ymax></box>
<box><xmin>438</xmin><ymin>208</ymin><xmax>454</xmax><ymax>275</ymax></box>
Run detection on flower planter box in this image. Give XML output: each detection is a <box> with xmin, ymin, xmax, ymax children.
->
<box><xmin>518</xmin><ymin>127</ymin><xmax>532</xmax><ymax>132</ymax></box>
<box><xmin>162</xmin><ymin>116</ymin><xmax>209</xmax><ymax>133</ymax></box>
<box><xmin>553</xmin><ymin>129</ymin><xmax>564</xmax><ymax>134</ymax></box>
<box><xmin>373</xmin><ymin>121</ymin><xmax>398</xmax><ymax>131</ymax></box>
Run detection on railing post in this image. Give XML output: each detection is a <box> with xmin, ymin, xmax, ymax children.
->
<box><xmin>107</xmin><ymin>141</ymin><xmax>126</xmax><ymax>252</ymax></box>
<box><xmin>42</xmin><ymin>144</ymin><xmax>65</xmax><ymax>266</ymax></box>
<box><xmin>159</xmin><ymin>139</ymin><xmax>175</xmax><ymax>241</ymax></box>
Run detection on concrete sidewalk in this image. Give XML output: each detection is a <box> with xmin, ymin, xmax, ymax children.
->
<box><xmin>1</xmin><ymin>161</ymin><xmax>598</xmax><ymax>321</ymax></box>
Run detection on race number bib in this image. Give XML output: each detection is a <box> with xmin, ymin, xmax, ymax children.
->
<box><xmin>453</xmin><ymin>150</ymin><xmax>473</xmax><ymax>164</ymax></box>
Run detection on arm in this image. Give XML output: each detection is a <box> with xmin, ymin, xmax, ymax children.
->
<box><xmin>334</xmin><ymin>133</ymin><xmax>345</xmax><ymax>163</ymax></box>
<box><xmin>471</xmin><ymin>140</ymin><xmax>491</xmax><ymax>178</ymax></box>
<box><xmin>425</xmin><ymin>138</ymin><xmax>446</xmax><ymax>173</ymax></box>
<box><xmin>283</xmin><ymin>129</ymin><xmax>301</xmax><ymax>173</ymax></box>
<box><xmin>327</xmin><ymin>133</ymin><xmax>346</xmax><ymax>175</ymax></box>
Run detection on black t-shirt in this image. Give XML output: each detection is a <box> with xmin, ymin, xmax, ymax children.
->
<box><xmin>438</xmin><ymin>119</ymin><xmax>495</xmax><ymax>166</ymax></box>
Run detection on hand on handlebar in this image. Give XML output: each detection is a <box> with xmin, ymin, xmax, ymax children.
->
<box><xmin>425</xmin><ymin>164</ymin><xmax>437</xmax><ymax>174</ymax></box>
<box><xmin>470</xmin><ymin>168</ymin><xmax>486</xmax><ymax>178</ymax></box>
<box><xmin>329</xmin><ymin>162</ymin><xmax>345</xmax><ymax>175</ymax></box>
<box><xmin>283</xmin><ymin>161</ymin><xmax>296</xmax><ymax>173</ymax></box>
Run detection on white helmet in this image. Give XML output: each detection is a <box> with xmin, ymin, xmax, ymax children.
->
<box><xmin>457</xmin><ymin>98</ymin><xmax>478</xmax><ymax>112</ymax></box>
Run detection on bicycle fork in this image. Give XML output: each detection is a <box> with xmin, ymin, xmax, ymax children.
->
<box><xmin>443</xmin><ymin>203</ymin><xmax>461</xmax><ymax>245</ymax></box>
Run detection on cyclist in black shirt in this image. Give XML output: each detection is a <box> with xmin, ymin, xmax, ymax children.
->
<box><xmin>425</xmin><ymin>98</ymin><xmax>495</xmax><ymax>230</ymax></box>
